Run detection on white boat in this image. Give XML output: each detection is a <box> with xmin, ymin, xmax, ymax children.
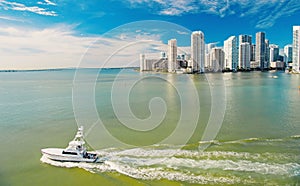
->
<box><xmin>41</xmin><ymin>126</ymin><xmax>103</xmax><ymax>163</ymax></box>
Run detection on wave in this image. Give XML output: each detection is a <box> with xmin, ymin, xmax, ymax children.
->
<box><xmin>199</xmin><ymin>135</ymin><xmax>300</xmax><ymax>146</ymax></box>
<box><xmin>291</xmin><ymin>135</ymin><xmax>300</xmax><ymax>139</ymax></box>
<box><xmin>40</xmin><ymin>145</ymin><xmax>300</xmax><ymax>184</ymax></box>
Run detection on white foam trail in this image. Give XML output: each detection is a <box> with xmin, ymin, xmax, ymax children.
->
<box><xmin>106</xmin><ymin>161</ymin><xmax>243</xmax><ymax>184</ymax></box>
<box><xmin>291</xmin><ymin>135</ymin><xmax>300</xmax><ymax>139</ymax></box>
<box><xmin>163</xmin><ymin>157</ymin><xmax>299</xmax><ymax>175</ymax></box>
<box><xmin>40</xmin><ymin>147</ymin><xmax>300</xmax><ymax>184</ymax></box>
<box><xmin>96</xmin><ymin>148</ymin><xmax>297</xmax><ymax>163</ymax></box>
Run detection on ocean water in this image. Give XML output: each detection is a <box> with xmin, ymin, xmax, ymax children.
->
<box><xmin>0</xmin><ymin>69</ymin><xmax>300</xmax><ymax>185</ymax></box>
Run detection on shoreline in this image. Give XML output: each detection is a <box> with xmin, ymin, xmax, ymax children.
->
<box><xmin>0</xmin><ymin>67</ymin><xmax>139</xmax><ymax>73</ymax></box>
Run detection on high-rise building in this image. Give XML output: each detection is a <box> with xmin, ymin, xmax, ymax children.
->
<box><xmin>209</xmin><ymin>47</ymin><xmax>225</xmax><ymax>72</ymax></box>
<box><xmin>239</xmin><ymin>35</ymin><xmax>252</xmax><ymax>45</ymax></box>
<box><xmin>256</xmin><ymin>32</ymin><xmax>267</xmax><ymax>70</ymax></box>
<box><xmin>269</xmin><ymin>44</ymin><xmax>279</xmax><ymax>62</ymax></box>
<box><xmin>224</xmin><ymin>36</ymin><xmax>238</xmax><ymax>70</ymax></box>
<box><xmin>205</xmin><ymin>43</ymin><xmax>216</xmax><ymax>68</ymax></box>
<box><xmin>191</xmin><ymin>31</ymin><xmax>205</xmax><ymax>72</ymax></box>
<box><xmin>251</xmin><ymin>44</ymin><xmax>256</xmax><ymax>61</ymax></box>
<box><xmin>239</xmin><ymin>34</ymin><xmax>253</xmax><ymax>67</ymax></box>
<box><xmin>284</xmin><ymin>44</ymin><xmax>293</xmax><ymax>66</ymax></box>
<box><xmin>293</xmin><ymin>26</ymin><xmax>300</xmax><ymax>72</ymax></box>
<box><xmin>265</xmin><ymin>39</ymin><xmax>270</xmax><ymax>68</ymax></box>
<box><xmin>206</xmin><ymin>43</ymin><xmax>217</xmax><ymax>54</ymax></box>
<box><xmin>140</xmin><ymin>54</ymin><xmax>145</xmax><ymax>71</ymax></box>
<box><xmin>239</xmin><ymin>42</ymin><xmax>251</xmax><ymax>69</ymax></box>
<box><xmin>168</xmin><ymin>39</ymin><xmax>177</xmax><ymax>72</ymax></box>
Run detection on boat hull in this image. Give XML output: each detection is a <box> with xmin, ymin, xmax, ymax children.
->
<box><xmin>41</xmin><ymin>148</ymin><xmax>100</xmax><ymax>163</ymax></box>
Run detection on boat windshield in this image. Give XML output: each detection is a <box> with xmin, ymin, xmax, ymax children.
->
<box><xmin>62</xmin><ymin>151</ymin><xmax>78</xmax><ymax>155</ymax></box>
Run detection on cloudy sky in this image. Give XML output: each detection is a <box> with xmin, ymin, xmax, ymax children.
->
<box><xmin>0</xmin><ymin>0</ymin><xmax>299</xmax><ymax>69</ymax></box>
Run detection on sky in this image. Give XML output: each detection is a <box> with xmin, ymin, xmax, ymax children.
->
<box><xmin>0</xmin><ymin>0</ymin><xmax>300</xmax><ymax>69</ymax></box>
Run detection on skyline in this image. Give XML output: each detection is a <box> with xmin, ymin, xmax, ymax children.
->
<box><xmin>0</xmin><ymin>0</ymin><xmax>300</xmax><ymax>69</ymax></box>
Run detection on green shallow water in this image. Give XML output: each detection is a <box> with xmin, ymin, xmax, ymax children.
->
<box><xmin>0</xmin><ymin>69</ymin><xmax>300</xmax><ymax>185</ymax></box>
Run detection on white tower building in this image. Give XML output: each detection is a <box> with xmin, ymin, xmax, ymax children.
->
<box><xmin>224</xmin><ymin>36</ymin><xmax>238</xmax><ymax>70</ymax></box>
<box><xmin>168</xmin><ymin>39</ymin><xmax>177</xmax><ymax>73</ymax></box>
<box><xmin>191</xmin><ymin>31</ymin><xmax>205</xmax><ymax>73</ymax></box>
<box><xmin>293</xmin><ymin>26</ymin><xmax>300</xmax><ymax>72</ymax></box>
<box><xmin>239</xmin><ymin>42</ymin><xmax>251</xmax><ymax>69</ymax></box>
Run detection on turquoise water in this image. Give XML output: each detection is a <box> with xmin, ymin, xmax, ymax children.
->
<box><xmin>0</xmin><ymin>69</ymin><xmax>300</xmax><ymax>185</ymax></box>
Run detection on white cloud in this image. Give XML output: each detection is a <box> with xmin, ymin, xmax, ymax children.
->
<box><xmin>0</xmin><ymin>0</ymin><xmax>57</xmax><ymax>16</ymax></box>
<box><xmin>125</xmin><ymin>0</ymin><xmax>300</xmax><ymax>29</ymax></box>
<box><xmin>45</xmin><ymin>0</ymin><xmax>56</xmax><ymax>6</ymax></box>
<box><xmin>0</xmin><ymin>25</ymin><xmax>163</xmax><ymax>70</ymax></box>
<box><xmin>254</xmin><ymin>0</ymin><xmax>300</xmax><ymax>29</ymax></box>
<box><xmin>38</xmin><ymin>0</ymin><xmax>57</xmax><ymax>6</ymax></box>
<box><xmin>0</xmin><ymin>15</ymin><xmax>24</xmax><ymax>22</ymax></box>
<box><xmin>177</xmin><ymin>30</ymin><xmax>189</xmax><ymax>35</ymax></box>
<box><xmin>160</xmin><ymin>0</ymin><xmax>196</xmax><ymax>15</ymax></box>
<box><xmin>127</xmin><ymin>0</ymin><xmax>196</xmax><ymax>16</ymax></box>
<box><xmin>0</xmin><ymin>26</ymin><xmax>89</xmax><ymax>69</ymax></box>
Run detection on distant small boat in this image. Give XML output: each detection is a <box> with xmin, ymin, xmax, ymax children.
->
<box><xmin>272</xmin><ymin>75</ymin><xmax>278</xmax><ymax>79</ymax></box>
<box><xmin>41</xmin><ymin>126</ymin><xmax>104</xmax><ymax>163</ymax></box>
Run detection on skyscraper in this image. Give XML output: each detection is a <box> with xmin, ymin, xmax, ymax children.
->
<box><xmin>191</xmin><ymin>31</ymin><xmax>205</xmax><ymax>73</ymax></box>
<box><xmin>168</xmin><ymin>39</ymin><xmax>177</xmax><ymax>72</ymax></box>
<box><xmin>239</xmin><ymin>35</ymin><xmax>252</xmax><ymax>45</ymax></box>
<box><xmin>269</xmin><ymin>44</ymin><xmax>279</xmax><ymax>62</ymax></box>
<box><xmin>140</xmin><ymin>54</ymin><xmax>145</xmax><ymax>71</ymax></box>
<box><xmin>284</xmin><ymin>44</ymin><xmax>293</xmax><ymax>66</ymax></box>
<box><xmin>205</xmin><ymin>43</ymin><xmax>216</xmax><ymax>68</ymax></box>
<box><xmin>209</xmin><ymin>48</ymin><xmax>225</xmax><ymax>72</ymax></box>
<box><xmin>239</xmin><ymin>34</ymin><xmax>253</xmax><ymax>68</ymax></box>
<box><xmin>206</xmin><ymin>43</ymin><xmax>216</xmax><ymax>54</ymax></box>
<box><xmin>265</xmin><ymin>39</ymin><xmax>270</xmax><ymax>68</ymax></box>
<box><xmin>239</xmin><ymin>42</ymin><xmax>251</xmax><ymax>69</ymax></box>
<box><xmin>256</xmin><ymin>32</ymin><xmax>266</xmax><ymax>70</ymax></box>
<box><xmin>224</xmin><ymin>36</ymin><xmax>238</xmax><ymax>70</ymax></box>
<box><xmin>251</xmin><ymin>44</ymin><xmax>256</xmax><ymax>61</ymax></box>
<box><xmin>293</xmin><ymin>26</ymin><xmax>300</xmax><ymax>72</ymax></box>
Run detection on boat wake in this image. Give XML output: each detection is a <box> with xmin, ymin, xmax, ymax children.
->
<box><xmin>41</xmin><ymin>138</ymin><xmax>300</xmax><ymax>185</ymax></box>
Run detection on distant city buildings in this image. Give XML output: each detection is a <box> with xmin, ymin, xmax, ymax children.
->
<box><xmin>269</xmin><ymin>44</ymin><xmax>280</xmax><ymax>62</ymax></box>
<box><xmin>140</xmin><ymin>26</ymin><xmax>297</xmax><ymax>73</ymax></box>
<box><xmin>139</xmin><ymin>54</ymin><xmax>168</xmax><ymax>71</ymax></box>
<box><xmin>269</xmin><ymin>44</ymin><xmax>285</xmax><ymax>69</ymax></box>
<box><xmin>293</xmin><ymin>26</ymin><xmax>300</xmax><ymax>72</ymax></box>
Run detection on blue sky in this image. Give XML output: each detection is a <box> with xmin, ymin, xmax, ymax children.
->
<box><xmin>0</xmin><ymin>0</ymin><xmax>299</xmax><ymax>69</ymax></box>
